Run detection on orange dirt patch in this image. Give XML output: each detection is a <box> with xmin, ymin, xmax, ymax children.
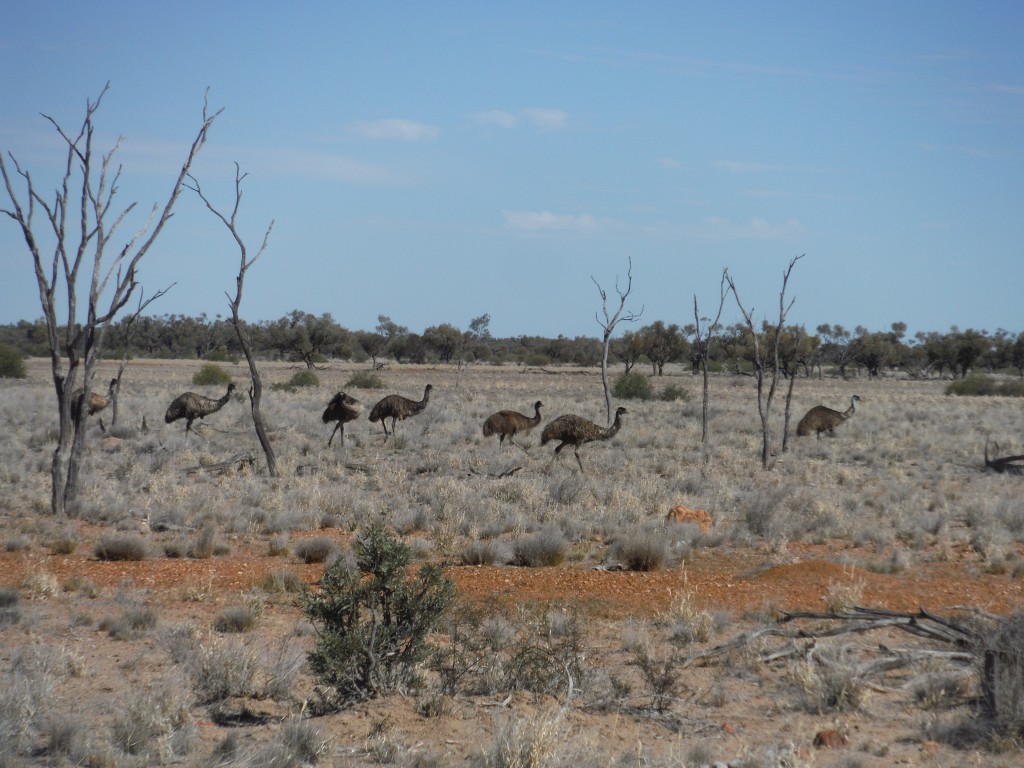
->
<box><xmin>5</xmin><ymin>540</ymin><xmax>1022</xmax><ymax>618</ymax></box>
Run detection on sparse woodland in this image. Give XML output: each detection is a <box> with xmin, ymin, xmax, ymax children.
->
<box><xmin>1</xmin><ymin>356</ymin><xmax>1024</xmax><ymax>767</ymax></box>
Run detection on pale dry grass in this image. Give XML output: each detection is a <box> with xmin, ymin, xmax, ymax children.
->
<box><xmin>3</xmin><ymin>359</ymin><xmax>1024</xmax><ymax>765</ymax></box>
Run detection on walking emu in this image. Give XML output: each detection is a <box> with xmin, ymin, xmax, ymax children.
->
<box><xmin>368</xmin><ymin>384</ymin><xmax>432</xmax><ymax>439</ymax></box>
<box><xmin>164</xmin><ymin>383</ymin><xmax>236</xmax><ymax>435</ymax></box>
<box><xmin>540</xmin><ymin>406</ymin><xmax>627</xmax><ymax>471</ymax></box>
<box><xmin>482</xmin><ymin>400</ymin><xmax>543</xmax><ymax>450</ymax></box>
<box><xmin>72</xmin><ymin>378</ymin><xmax>117</xmax><ymax>417</ymax></box>
<box><xmin>796</xmin><ymin>395</ymin><xmax>860</xmax><ymax>439</ymax></box>
<box><xmin>322</xmin><ymin>391</ymin><xmax>363</xmax><ymax>447</ymax></box>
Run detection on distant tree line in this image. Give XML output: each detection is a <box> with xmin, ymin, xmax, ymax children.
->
<box><xmin>1</xmin><ymin>312</ymin><xmax>1022</xmax><ymax>379</ymax></box>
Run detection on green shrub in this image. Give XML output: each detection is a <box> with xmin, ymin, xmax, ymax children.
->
<box><xmin>294</xmin><ymin>537</ymin><xmax>339</xmax><ymax>564</ymax></box>
<box><xmin>612</xmin><ymin>370</ymin><xmax>653</xmax><ymax>400</ymax></box>
<box><xmin>659</xmin><ymin>383</ymin><xmax>689</xmax><ymax>402</ymax></box>
<box><xmin>946</xmin><ymin>375</ymin><xmax>1024</xmax><ymax>397</ymax></box>
<box><xmin>273</xmin><ymin>369</ymin><xmax>322</xmax><ymax>392</ymax></box>
<box><xmin>94</xmin><ymin>534</ymin><xmax>148</xmax><ymax>561</ymax></box>
<box><xmin>345</xmin><ymin>370</ymin><xmax>385</xmax><ymax>389</ymax></box>
<box><xmin>301</xmin><ymin>524</ymin><xmax>455</xmax><ymax>709</ymax></box>
<box><xmin>213</xmin><ymin>605</ymin><xmax>260</xmax><ymax>633</ymax></box>
<box><xmin>289</xmin><ymin>369</ymin><xmax>320</xmax><ymax>387</ymax></box>
<box><xmin>0</xmin><ymin>342</ymin><xmax>27</xmax><ymax>379</ymax></box>
<box><xmin>512</xmin><ymin>528</ymin><xmax>568</xmax><ymax>567</ymax></box>
<box><xmin>192</xmin><ymin>363</ymin><xmax>233</xmax><ymax>386</ymax></box>
<box><xmin>615</xmin><ymin>532</ymin><xmax>668</xmax><ymax>572</ymax></box>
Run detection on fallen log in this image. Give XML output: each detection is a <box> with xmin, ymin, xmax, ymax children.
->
<box><xmin>183</xmin><ymin>452</ymin><xmax>255</xmax><ymax>475</ymax></box>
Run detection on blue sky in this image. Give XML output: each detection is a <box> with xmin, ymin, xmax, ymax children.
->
<box><xmin>2</xmin><ymin>2</ymin><xmax>1022</xmax><ymax>340</ymax></box>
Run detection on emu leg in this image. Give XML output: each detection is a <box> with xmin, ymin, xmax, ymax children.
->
<box><xmin>327</xmin><ymin>422</ymin><xmax>342</xmax><ymax>447</ymax></box>
<box><xmin>573</xmin><ymin>446</ymin><xmax>585</xmax><ymax>472</ymax></box>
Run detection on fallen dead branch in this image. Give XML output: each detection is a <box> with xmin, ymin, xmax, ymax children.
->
<box><xmin>985</xmin><ymin>439</ymin><xmax>1024</xmax><ymax>475</ymax></box>
<box><xmin>183</xmin><ymin>452</ymin><xmax>255</xmax><ymax>475</ymax></box>
<box><xmin>468</xmin><ymin>465</ymin><xmax>524</xmax><ymax>479</ymax></box>
<box><xmin>683</xmin><ymin>606</ymin><xmax>985</xmax><ymax>668</ymax></box>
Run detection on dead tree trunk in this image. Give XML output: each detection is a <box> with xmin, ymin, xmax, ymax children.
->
<box><xmin>593</xmin><ymin>257</ymin><xmax>642</xmax><ymax>425</ymax></box>
<box><xmin>0</xmin><ymin>84</ymin><xmax>220</xmax><ymax>514</ymax></box>
<box><xmin>187</xmin><ymin>164</ymin><xmax>277</xmax><ymax>477</ymax></box>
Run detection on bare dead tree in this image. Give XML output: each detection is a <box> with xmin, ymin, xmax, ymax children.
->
<box><xmin>593</xmin><ymin>257</ymin><xmax>642</xmax><ymax>424</ymax></box>
<box><xmin>726</xmin><ymin>255</ymin><xmax>802</xmax><ymax>469</ymax></box>
<box><xmin>187</xmin><ymin>164</ymin><xmax>277</xmax><ymax>476</ymax></box>
<box><xmin>0</xmin><ymin>84</ymin><xmax>220</xmax><ymax>514</ymax></box>
<box><xmin>780</xmin><ymin>324</ymin><xmax>804</xmax><ymax>454</ymax></box>
<box><xmin>692</xmin><ymin>271</ymin><xmax>728</xmax><ymax>461</ymax></box>
<box><xmin>110</xmin><ymin>283</ymin><xmax>174</xmax><ymax>427</ymax></box>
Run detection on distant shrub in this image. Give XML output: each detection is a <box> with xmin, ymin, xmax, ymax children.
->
<box><xmin>272</xmin><ymin>369</ymin><xmax>321</xmax><ymax>392</ymax></box>
<box><xmin>294</xmin><ymin>537</ymin><xmax>339</xmax><ymax>564</ymax></box>
<box><xmin>460</xmin><ymin>539</ymin><xmax>506</xmax><ymax>566</ymax></box>
<box><xmin>523</xmin><ymin>353</ymin><xmax>552</xmax><ymax>367</ymax></box>
<box><xmin>345</xmin><ymin>370</ymin><xmax>384</xmax><ymax>389</ymax></box>
<box><xmin>612</xmin><ymin>370</ymin><xmax>653</xmax><ymax>400</ymax></box>
<box><xmin>0</xmin><ymin>342</ymin><xmax>27</xmax><ymax>378</ymax></box>
<box><xmin>49</xmin><ymin>532</ymin><xmax>79</xmax><ymax>555</ymax></box>
<box><xmin>214</xmin><ymin>605</ymin><xmax>260</xmax><ymax>633</ymax></box>
<box><xmin>512</xmin><ymin>528</ymin><xmax>568</xmax><ymax>567</ymax></box>
<box><xmin>99</xmin><ymin>607</ymin><xmax>158</xmax><ymax>640</ymax></box>
<box><xmin>614</xmin><ymin>532</ymin><xmax>668</xmax><ymax>572</ymax></box>
<box><xmin>946</xmin><ymin>375</ymin><xmax>1024</xmax><ymax>397</ymax></box>
<box><xmin>659</xmin><ymin>383</ymin><xmax>689</xmax><ymax>402</ymax></box>
<box><xmin>259</xmin><ymin>569</ymin><xmax>305</xmax><ymax>594</ymax></box>
<box><xmin>192</xmin><ymin>363</ymin><xmax>232</xmax><ymax>386</ymax></box>
<box><xmin>94</xmin><ymin>534</ymin><xmax>148</xmax><ymax>561</ymax></box>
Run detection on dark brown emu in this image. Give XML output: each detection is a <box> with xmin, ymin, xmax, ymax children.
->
<box><xmin>164</xmin><ymin>383</ymin><xmax>236</xmax><ymax>435</ymax></box>
<box><xmin>540</xmin><ymin>405</ymin><xmax>627</xmax><ymax>471</ymax></box>
<box><xmin>322</xmin><ymin>391</ymin><xmax>363</xmax><ymax>447</ymax></box>
<box><xmin>368</xmin><ymin>384</ymin><xmax>433</xmax><ymax>439</ymax></box>
<box><xmin>72</xmin><ymin>378</ymin><xmax>117</xmax><ymax>417</ymax></box>
<box><xmin>482</xmin><ymin>400</ymin><xmax>543</xmax><ymax>451</ymax></box>
<box><xmin>796</xmin><ymin>394</ymin><xmax>860</xmax><ymax>439</ymax></box>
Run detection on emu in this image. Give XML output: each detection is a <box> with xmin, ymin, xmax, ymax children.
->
<box><xmin>164</xmin><ymin>382</ymin><xmax>236</xmax><ymax>435</ymax></box>
<box><xmin>72</xmin><ymin>378</ymin><xmax>117</xmax><ymax>417</ymax></box>
<box><xmin>796</xmin><ymin>395</ymin><xmax>860</xmax><ymax>439</ymax></box>
<box><xmin>540</xmin><ymin>406</ymin><xmax>627</xmax><ymax>471</ymax></box>
<box><xmin>482</xmin><ymin>400</ymin><xmax>543</xmax><ymax>451</ymax></box>
<box><xmin>368</xmin><ymin>384</ymin><xmax>432</xmax><ymax>439</ymax></box>
<box><xmin>322</xmin><ymin>391</ymin><xmax>363</xmax><ymax>447</ymax></box>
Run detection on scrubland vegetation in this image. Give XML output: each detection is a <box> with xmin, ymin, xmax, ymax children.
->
<box><xmin>1</xmin><ymin>357</ymin><xmax>1024</xmax><ymax>767</ymax></box>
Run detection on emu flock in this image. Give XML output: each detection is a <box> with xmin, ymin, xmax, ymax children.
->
<box><xmin>153</xmin><ymin>377</ymin><xmax>862</xmax><ymax>470</ymax></box>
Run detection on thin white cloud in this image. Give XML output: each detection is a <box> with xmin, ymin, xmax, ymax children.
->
<box><xmin>471</xmin><ymin>110</ymin><xmax>517</xmax><ymax>128</ymax></box>
<box><xmin>698</xmin><ymin>216</ymin><xmax>806</xmax><ymax>241</ymax></box>
<box><xmin>716</xmin><ymin>160</ymin><xmax>789</xmax><ymax>173</ymax></box>
<box><xmin>657</xmin><ymin>157</ymin><xmax>682</xmax><ymax>169</ymax></box>
<box><xmin>522</xmin><ymin>108</ymin><xmax>568</xmax><ymax>130</ymax></box>
<box><xmin>350</xmin><ymin>119</ymin><xmax>440</xmax><ymax>141</ymax></box>
<box><xmin>503</xmin><ymin>210</ymin><xmax>598</xmax><ymax>231</ymax></box>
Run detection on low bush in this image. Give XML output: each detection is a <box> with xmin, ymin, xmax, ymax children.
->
<box><xmin>192</xmin><ymin>363</ymin><xmax>232</xmax><ymax>386</ymax></box>
<box><xmin>294</xmin><ymin>537</ymin><xmax>339</xmax><ymax>564</ymax></box>
<box><xmin>214</xmin><ymin>605</ymin><xmax>260</xmax><ymax>633</ymax></box>
<box><xmin>302</xmin><ymin>524</ymin><xmax>455</xmax><ymax>709</ymax></box>
<box><xmin>614</xmin><ymin>532</ymin><xmax>668</xmax><ymax>572</ymax></box>
<box><xmin>0</xmin><ymin>342</ymin><xmax>27</xmax><ymax>379</ymax></box>
<box><xmin>99</xmin><ymin>607</ymin><xmax>158</xmax><ymax>640</ymax></box>
<box><xmin>946</xmin><ymin>375</ymin><xmax>1024</xmax><ymax>397</ymax></box>
<box><xmin>659</xmin><ymin>383</ymin><xmax>689</xmax><ymax>402</ymax></box>
<box><xmin>94</xmin><ymin>534</ymin><xmax>148</xmax><ymax>561</ymax></box>
<box><xmin>272</xmin><ymin>369</ymin><xmax>321</xmax><ymax>392</ymax></box>
<box><xmin>611</xmin><ymin>370</ymin><xmax>653</xmax><ymax>400</ymax></box>
<box><xmin>512</xmin><ymin>528</ymin><xmax>568</xmax><ymax>567</ymax></box>
<box><xmin>345</xmin><ymin>370</ymin><xmax>385</xmax><ymax>389</ymax></box>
